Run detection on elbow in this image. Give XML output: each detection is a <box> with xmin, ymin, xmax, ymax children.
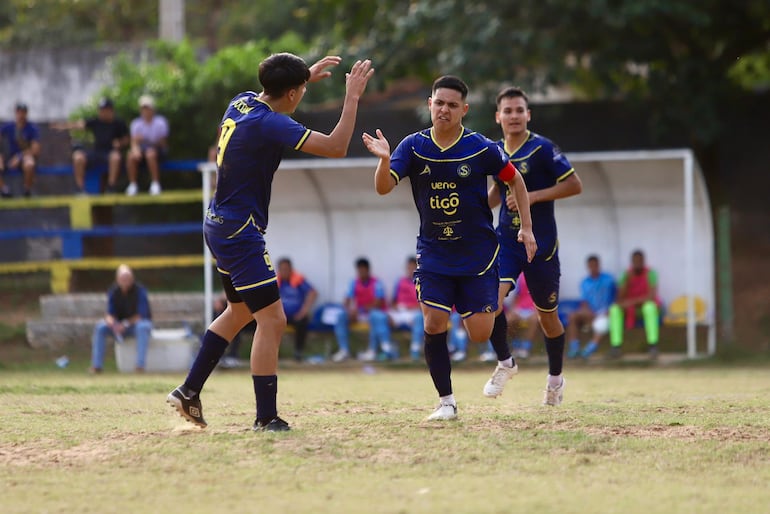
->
<box><xmin>375</xmin><ymin>184</ymin><xmax>390</xmax><ymax>196</ymax></box>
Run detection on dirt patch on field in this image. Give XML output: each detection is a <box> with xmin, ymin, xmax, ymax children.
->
<box><xmin>581</xmin><ymin>424</ymin><xmax>769</xmax><ymax>442</ymax></box>
<box><xmin>0</xmin><ymin>439</ymin><xmax>117</xmax><ymax>468</ymax></box>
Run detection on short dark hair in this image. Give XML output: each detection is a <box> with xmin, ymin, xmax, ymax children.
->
<box><xmin>277</xmin><ymin>257</ymin><xmax>292</xmax><ymax>267</ymax></box>
<box><xmin>586</xmin><ymin>254</ymin><xmax>600</xmax><ymax>264</ymax></box>
<box><xmin>432</xmin><ymin>75</ymin><xmax>468</xmax><ymax>100</ymax></box>
<box><xmin>258</xmin><ymin>53</ymin><xmax>311</xmax><ymax>97</ymax></box>
<box><xmin>496</xmin><ymin>86</ymin><xmax>529</xmax><ymax>108</ymax></box>
<box><xmin>355</xmin><ymin>257</ymin><xmax>370</xmax><ymax>269</ymax></box>
<box><xmin>632</xmin><ymin>249</ymin><xmax>645</xmax><ymax>259</ymax></box>
<box><xmin>406</xmin><ymin>256</ymin><xmax>417</xmax><ymax>265</ymax></box>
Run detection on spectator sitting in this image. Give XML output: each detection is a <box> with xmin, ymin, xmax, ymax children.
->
<box><xmin>127</xmin><ymin>95</ymin><xmax>169</xmax><ymax>196</ymax></box>
<box><xmin>566</xmin><ymin>254</ymin><xmax>616</xmax><ymax>359</ymax></box>
<box><xmin>609</xmin><ymin>249</ymin><xmax>662</xmax><ymax>359</ymax></box>
<box><xmin>52</xmin><ymin>97</ymin><xmax>129</xmax><ymax>194</ymax></box>
<box><xmin>332</xmin><ymin>257</ymin><xmax>393</xmax><ymax>362</ymax></box>
<box><xmin>389</xmin><ymin>256</ymin><xmax>423</xmax><ymax>361</ymax></box>
<box><xmin>90</xmin><ymin>264</ymin><xmax>153</xmax><ymax>373</ymax></box>
<box><xmin>276</xmin><ymin>257</ymin><xmax>318</xmax><ymax>362</ymax></box>
<box><xmin>0</xmin><ymin>102</ymin><xmax>40</xmax><ymax>197</ymax></box>
<box><xmin>505</xmin><ymin>273</ymin><xmax>540</xmax><ymax>360</ymax></box>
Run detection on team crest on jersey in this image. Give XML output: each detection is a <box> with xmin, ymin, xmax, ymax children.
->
<box><xmin>420</xmin><ymin>165</ymin><xmax>431</xmax><ymax>176</ymax></box>
<box><xmin>457</xmin><ymin>163</ymin><xmax>471</xmax><ymax>178</ymax></box>
<box><xmin>519</xmin><ymin>161</ymin><xmax>529</xmax><ymax>174</ymax></box>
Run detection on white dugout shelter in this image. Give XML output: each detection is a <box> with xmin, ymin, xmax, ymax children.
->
<box><xmin>200</xmin><ymin>149</ymin><xmax>715</xmax><ymax>357</ymax></box>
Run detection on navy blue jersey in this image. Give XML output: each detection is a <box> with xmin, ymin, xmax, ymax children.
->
<box><xmin>494</xmin><ymin>131</ymin><xmax>574</xmax><ymax>255</ymax></box>
<box><xmin>211</xmin><ymin>92</ymin><xmax>310</xmax><ymax>229</ymax></box>
<box><xmin>390</xmin><ymin>127</ymin><xmax>510</xmax><ymax>276</ymax></box>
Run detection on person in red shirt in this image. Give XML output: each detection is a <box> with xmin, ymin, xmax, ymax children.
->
<box><xmin>609</xmin><ymin>250</ymin><xmax>661</xmax><ymax>359</ymax></box>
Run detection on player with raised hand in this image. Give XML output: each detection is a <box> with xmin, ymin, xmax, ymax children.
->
<box><xmin>362</xmin><ymin>75</ymin><xmax>536</xmax><ymax>421</ymax></box>
<box><xmin>483</xmin><ymin>87</ymin><xmax>582</xmax><ymax>406</ymax></box>
<box><xmin>167</xmin><ymin>53</ymin><xmax>374</xmax><ymax>431</ymax></box>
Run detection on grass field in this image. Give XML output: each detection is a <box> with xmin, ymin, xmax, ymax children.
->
<box><xmin>1</xmin><ymin>364</ymin><xmax>769</xmax><ymax>514</ymax></box>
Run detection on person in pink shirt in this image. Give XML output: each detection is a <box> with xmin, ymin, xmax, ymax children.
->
<box><xmin>505</xmin><ymin>273</ymin><xmax>539</xmax><ymax>359</ymax></box>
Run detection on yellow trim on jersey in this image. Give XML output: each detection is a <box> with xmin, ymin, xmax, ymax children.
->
<box><xmin>544</xmin><ymin>240</ymin><xmax>559</xmax><ymax>262</ymax></box>
<box><xmin>216</xmin><ymin>267</ymin><xmax>230</xmax><ymax>275</ymax></box>
<box><xmin>510</xmin><ymin>145</ymin><xmax>543</xmax><ymax>162</ymax></box>
<box><xmin>253</xmin><ymin>96</ymin><xmax>273</xmax><ymax>110</ymax></box>
<box><xmin>226</xmin><ymin>213</ymin><xmax>258</xmax><ymax>239</ymax></box>
<box><xmin>430</xmin><ymin>126</ymin><xmax>465</xmax><ymax>152</ymax></box>
<box><xmin>556</xmin><ymin>168</ymin><xmax>575</xmax><ymax>182</ymax></box>
<box><xmin>423</xmin><ymin>300</ymin><xmax>453</xmax><ymax>313</ymax></box>
<box><xmin>234</xmin><ymin>276</ymin><xmax>277</xmax><ymax>291</ymax></box>
<box><xmin>389</xmin><ymin>169</ymin><xmax>401</xmax><ymax>184</ymax></box>
<box><xmin>478</xmin><ymin>244</ymin><xmax>500</xmax><ymax>275</ymax></box>
<box><xmin>500</xmin><ymin>277</ymin><xmax>516</xmax><ymax>284</ymax></box>
<box><xmin>294</xmin><ymin>128</ymin><xmax>311</xmax><ymax>150</ymax></box>
<box><xmin>504</xmin><ymin>130</ymin><xmax>531</xmax><ymax>156</ymax></box>
<box><xmin>459</xmin><ymin>310</ymin><xmax>474</xmax><ymax>319</ymax></box>
<box><xmin>413</xmin><ymin>147</ymin><xmax>488</xmax><ymax>163</ymax></box>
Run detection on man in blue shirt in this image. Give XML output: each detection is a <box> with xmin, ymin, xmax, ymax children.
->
<box><xmin>90</xmin><ymin>264</ymin><xmax>153</xmax><ymax>373</ymax></box>
<box><xmin>276</xmin><ymin>257</ymin><xmax>317</xmax><ymax>362</ymax></box>
<box><xmin>362</xmin><ymin>75</ymin><xmax>536</xmax><ymax>421</ymax></box>
<box><xmin>484</xmin><ymin>87</ymin><xmax>583</xmax><ymax>407</ymax></box>
<box><xmin>168</xmin><ymin>53</ymin><xmax>374</xmax><ymax>432</ymax></box>
<box><xmin>566</xmin><ymin>255</ymin><xmax>616</xmax><ymax>359</ymax></box>
<box><xmin>0</xmin><ymin>103</ymin><xmax>40</xmax><ymax>197</ymax></box>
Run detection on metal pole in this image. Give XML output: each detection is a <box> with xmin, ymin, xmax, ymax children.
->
<box><xmin>684</xmin><ymin>152</ymin><xmax>696</xmax><ymax>358</ymax></box>
<box><xmin>159</xmin><ymin>0</ymin><xmax>185</xmax><ymax>42</ymax></box>
<box><xmin>717</xmin><ymin>205</ymin><xmax>734</xmax><ymax>347</ymax></box>
<box><xmin>199</xmin><ymin>162</ymin><xmax>214</xmax><ymax>329</ymax></box>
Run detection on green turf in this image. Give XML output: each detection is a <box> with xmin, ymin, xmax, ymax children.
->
<box><xmin>1</xmin><ymin>366</ymin><xmax>768</xmax><ymax>513</ymax></box>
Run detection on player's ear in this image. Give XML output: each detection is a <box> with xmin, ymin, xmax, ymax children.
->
<box><xmin>495</xmin><ymin>110</ymin><xmax>501</xmax><ymax>125</ymax></box>
<box><xmin>462</xmin><ymin>103</ymin><xmax>469</xmax><ymax>117</ymax></box>
<box><xmin>427</xmin><ymin>97</ymin><xmax>433</xmax><ymax>108</ymax></box>
<box><xmin>527</xmin><ymin>109</ymin><xmax>532</xmax><ymax>122</ymax></box>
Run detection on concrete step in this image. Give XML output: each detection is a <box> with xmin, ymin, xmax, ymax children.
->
<box><xmin>26</xmin><ymin>317</ymin><xmax>203</xmax><ymax>350</ymax></box>
<box><xmin>39</xmin><ymin>292</ymin><xmax>205</xmax><ymax>319</ymax></box>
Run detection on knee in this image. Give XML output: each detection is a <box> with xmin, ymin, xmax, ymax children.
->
<box><xmin>108</xmin><ymin>150</ymin><xmax>121</xmax><ymax>164</ymax></box>
<box><xmin>641</xmin><ymin>301</ymin><xmax>658</xmax><ymax>317</ymax></box>
<box><xmin>609</xmin><ymin>303</ymin><xmax>622</xmax><ymax>316</ymax></box>
<box><xmin>93</xmin><ymin>320</ymin><xmax>110</xmax><ymax>337</ymax></box>
<box><xmin>73</xmin><ymin>151</ymin><xmax>86</xmax><ymax>165</ymax></box>
<box><xmin>136</xmin><ymin>319</ymin><xmax>152</xmax><ymax>334</ymax></box>
<box><xmin>145</xmin><ymin>147</ymin><xmax>158</xmax><ymax>160</ymax></box>
<box><xmin>538</xmin><ymin>311</ymin><xmax>563</xmax><ymax>337</ymax></box>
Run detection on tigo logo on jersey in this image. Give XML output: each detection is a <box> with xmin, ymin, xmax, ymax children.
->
<box><xmin>430</xmin><ymin>192</ymin><xmax>460</xmax><ymax>215</ymax></box>
<box><xmin>456</xmin><ymin>163</ymin><xmax>471</xmax><ymax>178</ymax></box>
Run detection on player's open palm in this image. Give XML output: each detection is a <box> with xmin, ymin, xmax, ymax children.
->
<box><xmin>308</xmin><ymin>56</ymin><xmax>342</xmax><ymax>82</ymax></box>
<box><xmin>362</xmin><ymin>129</ymin><xmax>390</xmax><ymax>159</ymax></box>
<box><xmin>345</xmin><ymin>59</ymin><xmax>374</xmax><ymax>98</ymax></box>
<box><xmin>518</xmin><ymin>228</ymin><xmax>537</xmax><ymax>263</ymax></box>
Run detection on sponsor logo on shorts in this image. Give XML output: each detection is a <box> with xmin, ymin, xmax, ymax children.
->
<box><xmin>483</xmin><ymin>304</ymin><xmax>493</xmax><ymax>313</ymax></box>
<box><xmin>548</xmin><ymin>292</ymin><xmax>557</xmax><ymax>304</ymax></box>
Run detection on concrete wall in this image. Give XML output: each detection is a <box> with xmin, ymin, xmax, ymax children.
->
<box><xmin>0</xmin><ymin>48</ymin><xmax>123</xmax><ymax>121</ymax></box>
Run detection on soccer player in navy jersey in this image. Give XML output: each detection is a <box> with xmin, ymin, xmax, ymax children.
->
<box><xmin>482</xmin><ymin>87</ymin><xmax>582</xmax><ymax>406</ymax></box>
<box><xmin>362</xmin><ymin>76</ymin><xmax>536</xmax><ymax>420</ymax></box>
<box><xmin>167</xmin><ymin>53</ymin><xmax>374</xmax><ymax>431</ymax></box>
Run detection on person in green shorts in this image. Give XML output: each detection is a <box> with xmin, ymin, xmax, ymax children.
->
<box><xmin>609</xmin><ymin>249</ymin><xmax>661</xmax><ymax>359</ymax></box>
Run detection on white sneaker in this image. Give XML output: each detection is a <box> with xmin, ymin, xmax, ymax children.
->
<box><xmin>478</xmin><ymin>351</ymin><xmax>496</xmax><ymax>363</ymax></box>
<box><xmin>125</xmin><ymin>182</ymin><xmax>138</xmax><ymax>196</ymax></box>
<box><xmin>149</xmin><ymin>181</ymin><xmax>162</xmax><ymax>195</ymax></box>
<box><xmin>483</xmin><ymin>363</ymin><xmax>518</xmax><ymax>398</ymax></box>
<box><xmin>451</xmin><ymin>350</ymin><xmax>467</xmax><ymax>362</ymax></box>
<box><xmin>426</xmin><ymin>402</ymin><xmax>458</xmax><ymax>421</ymax></box>
<box><xmin>331</xmin><ymin>349</ymin><xmax>349</xmax><ymax>363</ymax></box>
<box><xmin>543</xmin><ymin>377</ymin><xmax>566</xmax><ymax>406</ymax></box>
<box><xmin>357</xmin><ymin>349</ymin><xmax>377</xmax><ymax>362</ymax></box>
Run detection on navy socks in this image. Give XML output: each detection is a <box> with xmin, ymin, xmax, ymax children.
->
<box><xmin>424</xmin><ymin>331</ymin><xmax>452</xmax><ymax>397</ymax></box>
<box><xmin>184</xmin><ymin>330</ymin><xmax>229</xmax><ymax>393</ymax></box>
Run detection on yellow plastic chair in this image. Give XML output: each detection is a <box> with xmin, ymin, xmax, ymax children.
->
<box><xmin>663</xmin><ymin>295</ymin><xmax>707</xmax><ymax>326</ymax></box>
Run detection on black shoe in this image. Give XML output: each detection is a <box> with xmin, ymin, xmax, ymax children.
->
<box><xmin>166</xmin><ymin>385</ymin><xmax>207</xmax><ymax>428</ymax></box>
<box><xmin>23</xmin><ymin>189</ymin><xmax>32</xmax><ymax>198</ymax></box>
<box><xmin>0</xmin><ymin>186</ymin><xmax>12</xmax><ymax>198</ymax></box>
<box><xmin>253</xmin><ymin>416</ymin><xmax>291</xmax><ymax>432</ymax></box>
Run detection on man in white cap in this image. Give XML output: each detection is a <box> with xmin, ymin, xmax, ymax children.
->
<box><xmin>127</xmin><ymin>94</ymin><xmax>169</xmax><ymax>196</ymax></box>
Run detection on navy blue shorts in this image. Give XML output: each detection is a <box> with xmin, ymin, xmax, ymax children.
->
<box><xmin>414</xmin><ymin>268</ymin><xmax>499</xmax><ymax>318</ymax></box>
<box><xmin>499</xmin><ymin>238</ymin><xmax>561</xmax><ymax>313</ymax></box>
<box><xmin>204</xmin><ymin>215</ymin><xmax>277</xmax><ymax>298</ymax></box>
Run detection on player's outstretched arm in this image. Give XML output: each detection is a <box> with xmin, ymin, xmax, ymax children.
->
<box><xmin>301</xmin><ymin>59</ymin><xmax>374</xmax><ymax>158</ymax></box>
<box><xmin>508</xmin><ymin>173</ymin><xmax>537</xmax><ymax>262</ymax></box>
<box><xmin>362</xmin><ymin>129</ymin><xmax>396</xmax><ymax>195</ymax></box>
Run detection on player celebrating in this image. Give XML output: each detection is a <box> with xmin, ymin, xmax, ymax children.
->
<box><xmin>362</xmin><ymin>76</ymin><xmax>536</xmax><ymax>420</ymax></box>
<box><xmin>483</xmin><ymin>87</ymin><xmax>582</xmax><ymax>406</ymax></box>
<box><xmin>167</xmin><ymin>53</ymin><xmax>374</xmax><ymax>431</ymax></box>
